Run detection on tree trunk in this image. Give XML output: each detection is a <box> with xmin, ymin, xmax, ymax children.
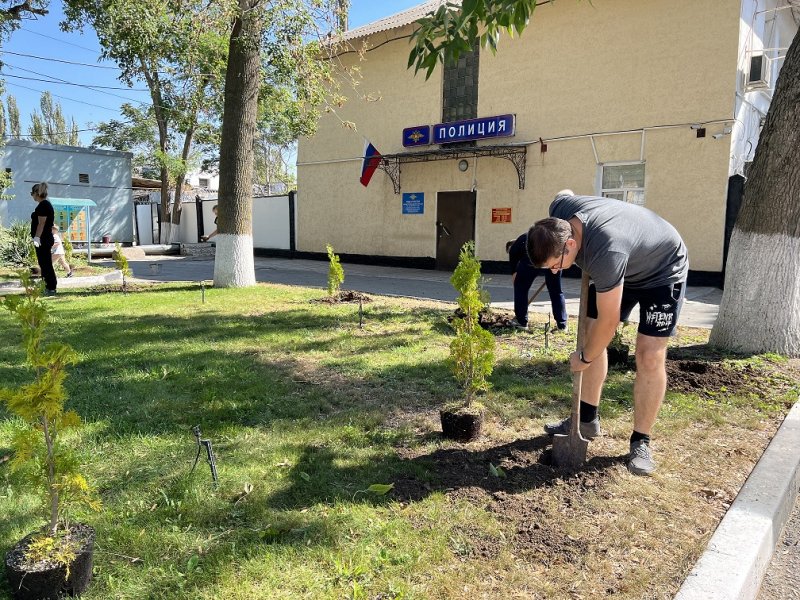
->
<box><xmin>159</xmin><ymin>165</ymin><xmax>172</xmax><ymax>244</ymax></box>
<box><xmin>710</xmin><ymin>28</ymin><xmax>800</xmax><ymax>356</ymax></box>
<box><xmin>171</xmin><ymin>128</ymin><xmax>196</xmax><ymax>232</ymax></box>
<box><xmin>213</xmin><ymin>0</ymin><xmax>261</xmax><ymax>287</ymax></box>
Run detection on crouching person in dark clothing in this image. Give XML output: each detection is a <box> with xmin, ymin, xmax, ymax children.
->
<box><xmin>506</xmin><ymin>233</ymin><xmax>567</xmax><ymax>331</ymax></box>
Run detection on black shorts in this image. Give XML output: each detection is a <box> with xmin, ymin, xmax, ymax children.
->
<box><xmin>587</xmin><ymin>281</ymin><xmax>686</xmax><ymax>337</ymax></box>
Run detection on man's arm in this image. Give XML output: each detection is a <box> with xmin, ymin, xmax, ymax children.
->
<box><xmin>570</xmin><ymin>285</ymin><xmax>622</xmax><ymax>371</ymax></box>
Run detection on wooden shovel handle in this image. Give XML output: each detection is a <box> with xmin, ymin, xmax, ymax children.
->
<box><xmin>570</xmin><ymin>272</ymin><xmax>591</xmax><ymax>438</ymax></box>
<box><xmin>528</xmin><ymin>280</ymin><xmax>547</xmax><ymax>305</ymax></box>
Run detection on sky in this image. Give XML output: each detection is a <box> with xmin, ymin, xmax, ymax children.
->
<box><xmin>0</xmin><ymin>0</ymin><xmax>422</xmax><ymax>148</ymax></box>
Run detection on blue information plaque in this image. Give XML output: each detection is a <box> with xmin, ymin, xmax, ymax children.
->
<box><xmin>402</xmin><ymin>192</ymin><xmax>424</xmax><ymax>214</ymax></box>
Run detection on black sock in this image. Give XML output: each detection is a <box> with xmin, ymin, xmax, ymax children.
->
<box><xmin>630</xmin><ymin>431</ymin><xmax>651</xmax><ymax>445</ymax></box>
<box><xmin>579</xmin><ymin>401</ymin><xmax>597</xmax><ymax>423</ymax></box>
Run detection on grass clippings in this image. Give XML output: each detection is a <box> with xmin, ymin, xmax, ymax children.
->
<box><xmin>0</xmin><ymin>283</ymin><xmax>797</xmax><ymax>599</ymax></box>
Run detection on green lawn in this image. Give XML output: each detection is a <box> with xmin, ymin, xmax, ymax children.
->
<box><xmin>1</xmin><ymin>283</ymin><xmax>797</xmax><ymax>599</ymax></box>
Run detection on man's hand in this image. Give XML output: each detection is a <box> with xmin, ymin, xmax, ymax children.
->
<box><xmin>569</xmin><ymin>350</ymin><xmax>593</xmax><ymax>373</ymax></box>
<box><xmin>32</xmin><ymin>236</ymin><xmax>41</xmax><ymax>248</ymax></box>
<box><xmin>200</xmin><ymin>236</ymin><xmax>208</xmax><ymax>242</ymax></box>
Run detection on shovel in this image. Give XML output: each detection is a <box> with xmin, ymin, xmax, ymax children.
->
<box><xmin>552</xmin><ymin>272</ymin><xmax>591</xmax><ymax>468</ymax></box>
<box><xmin>528</xmin><ymin>280</ymin><xmax>547</xmax><ymax>305</ymax></box>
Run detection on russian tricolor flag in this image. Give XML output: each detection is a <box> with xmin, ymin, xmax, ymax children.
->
<box><xmin>360</xmin><ymin>140</ymin><xmax>382</xmax><ymax>187</ymax></box>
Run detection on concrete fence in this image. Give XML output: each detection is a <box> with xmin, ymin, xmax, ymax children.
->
<box><xmin>134</xmin><ymin>193</ymin><xmax>296</xmax><ymax>251</ymax></box>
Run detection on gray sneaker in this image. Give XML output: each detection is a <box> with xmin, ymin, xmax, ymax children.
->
<box><xmin>544</xmin><ymin>416</ymin><xmax>600</xmax><ymax>439</ymax></box>
<box><xmin>627</xmin><ymin>440</ymin><xmax>656</xmax><ymax>476</ymax></box>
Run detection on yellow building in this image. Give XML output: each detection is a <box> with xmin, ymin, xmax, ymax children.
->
<box><xmin>297</xmin><ymin>0</ymin><xmax>796</xmax><ymax>283</ymax></box>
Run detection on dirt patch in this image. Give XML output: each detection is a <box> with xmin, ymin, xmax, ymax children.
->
<box><xmin>78</xmin><ymin>283</ymin><xmax>154</xmax><ymax>294</ymax></box>
<box><xmin>449</xmin><ymin>308</ymin><xmax>519</xmax><ymax>331</ymax></box>
<box><xmin>666</xmin><ymin>358</ymin><xmax>796</xmax><ymax>399</ymax></box>
<box><xmin>393</xmin><ymin>437</ymin><xmax>620</xmax><ymax>565</ymax></box>
<box><xmin>314</xmin><ymin>290</ymin><xmax>373</xmax><ymax>304</ymax></box>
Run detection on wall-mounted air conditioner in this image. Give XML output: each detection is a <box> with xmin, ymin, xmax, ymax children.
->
<box><xmin>746</xmin><ymin>54</ymin><xmax>770</xmax><ymax>89</ymax></box>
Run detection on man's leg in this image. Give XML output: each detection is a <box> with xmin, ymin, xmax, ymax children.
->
<box><xmin>543</xmin><ymin>269</ymin><xmax>568</xmax><ymax>328</ymax></box>
<box><xmin>513</xmin><ymin>269</ymin><xmax>535</xmax><ymax>325</ymax></box>
<box><xmin>579</xmin><ymin>317</ymin><xmax>608</xmax><ymax>407</ymax></box>
<box><xmin>632</xmin><ymin>333</ymin><xmax>669</xmax><ymax>435</ymax></box>
<box><xmin>544</xmin><ymin>317</ymin><xmax>606</xmax><ymax>438</ymax></box>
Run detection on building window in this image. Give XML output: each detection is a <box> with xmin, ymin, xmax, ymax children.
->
<box><xmin>198</xmin><ymin>178</ymin><xmax>210</xmax><ymax>188</ymax></box>
<box><xmin>442</xmin><ymin>42</ymin><xmax>479</xmax><ymax>124</ymax></box>
<box><xmin>601</xmin><ymin>163</ymin><xmax>645</xmax><ymax>206</ymax></box>
<box><xmin>79</xmin><ymin>173</ymin><xmax>90</xmax><ymax>184</ymax></box>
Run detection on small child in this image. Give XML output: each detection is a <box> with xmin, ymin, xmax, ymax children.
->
<box><xmin>51</xmin><ymin>226</ymin><xmax>74</xmax><ymax>278</ymax></box>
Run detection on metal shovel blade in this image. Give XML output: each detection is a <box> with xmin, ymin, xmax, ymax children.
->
<box><xmin>551</xmin><ymin>371</ymin><xmax>590</xmax><ymax>467</ymax></box>
<box><xmin>551</xmin><ymin>273</ymin><xmax>592</xmax><ymax>468</ymax></box>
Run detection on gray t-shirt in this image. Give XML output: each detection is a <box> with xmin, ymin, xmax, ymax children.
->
<box><xmin>550</xmin><ymin>194</ymin><xmax>688</xmax><ymax>292</ymax></box>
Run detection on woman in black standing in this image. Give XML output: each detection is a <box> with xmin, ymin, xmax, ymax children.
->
<box><xmin>30</xmin><ymin>182</ymin><xmax>57</xmax><ymax>296</ymax></box>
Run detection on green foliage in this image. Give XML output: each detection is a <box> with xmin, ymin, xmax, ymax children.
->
<box><xmin>27</xmin><ymin>91</ymin><xmax>73</xmax><ymax>145</ymax></box>
<box><xmin>0</xmin><ymin>222</ymin><xmax>36</xmax><ymax>269</ymax></box>
<box><xmin>24</xmin><ymin>534</ymin><xmax>78</xmax><ymax>575</ymax></box>
<box><xmin>408</xmin><ymin>0</ymin><xmax>545</xmax><ymax>79</ymax></box>
<box><xmin>0</xmin><ymin>270</ymin><xmax>100</xmax><ymax>535</ymax></box>
<box><xmin>610</xmin><ymin>323</ymin><xmax>630</xmax><ymax>350</ymax></box>
<box><xmin>113</xmin><ymin>242</ymin><xmax>132</xmax><ymax>277</ymax></box>
<box><xmin>326</xmin><ymin>243</ymin><xmax>344</xmax><ymax>297</ymax></box>
<box><xmin>63</xmin><ymin>235</ymin><xmax>74</xmax><ymax>264</ymax></box>
<box><xmin>0</xmin><ymin>1</ymin><xmax>48</xmax><ymax>41</ymax></box>
<box><xmin>449</xmin><ymin>241</ymin><xmax>495</xmax><ymax>407</ymax></box>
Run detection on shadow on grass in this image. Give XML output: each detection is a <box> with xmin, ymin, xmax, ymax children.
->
<box><xmin>267</xmin><ymin>435</ymin><xmax>627</xmax><ymax>511</ymax></box>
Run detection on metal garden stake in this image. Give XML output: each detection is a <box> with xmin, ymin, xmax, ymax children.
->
<box><xmin>191</xmin><ymin>425</ymin><xmax>218</xmax><ymax>484</ymax></box>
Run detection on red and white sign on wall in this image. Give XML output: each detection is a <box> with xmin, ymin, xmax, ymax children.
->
<box><xmin>491</xmin><ymin>208</ymin><xmax>512</xmax><ymax>224</ymax></box>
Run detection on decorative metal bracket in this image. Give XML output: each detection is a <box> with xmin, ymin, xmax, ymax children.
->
<box><xmin>378</xmin><ymin>157</ymin><xmax>401</xmax><ymax>194</ymax></box>
<box><xmin>379</xmin><ymin>144</ymin><xmax>528</xmax><ymax>194</ymax></box>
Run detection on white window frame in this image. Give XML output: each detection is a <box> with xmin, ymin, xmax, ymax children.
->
<box><xmin>597</xmin><ymin>161</ymin><xmax>646</xmax><ymax>206</ymax></box>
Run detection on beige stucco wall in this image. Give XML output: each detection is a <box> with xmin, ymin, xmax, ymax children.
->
<box><xmin>298</xmin><ymin>0</ymin><xmax>741</xmax><ymax>272</ymax></box>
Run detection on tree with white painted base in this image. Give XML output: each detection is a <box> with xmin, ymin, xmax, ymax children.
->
<box><xmin>709</xmin><ymin>27</ymin><xmax>800</xmax><ymax>357</ymax></box>
<box><xmin>213</xmin><ymin>0</ymin><xmax>345</xmax><ymax>288</ymax></box>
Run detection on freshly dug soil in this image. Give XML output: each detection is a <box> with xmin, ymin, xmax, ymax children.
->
<box><xmin>315</xmin><ymin>290</ymin><xmax>373</xmax><ymax>304</ymax></box>
<box><xmin>666</xmin><ymin>359</ymin><xmax>788</xmax><ymax>399</ymax></box>
<box><xmin>449</xmin><ymin>309</ymin><xmax>517</xmax><ymax>331</ymax></box>
<box><xmin>392</xmin><ymin>437</ymin><xmax>621</xmax><ymax>561</ymax></box>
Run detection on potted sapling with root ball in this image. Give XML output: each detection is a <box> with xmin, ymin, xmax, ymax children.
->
<box><xmin>607</xmin><ymin>322</ymin><xmax>631</xmax><ymax>367</ymax></box>
<box><xmin>441</xmin><ymin>242</ymin><xmax>495</xmax><ymax>442</ymax></box>
<box><xmin>1</xmin><ymin>271</ymin><xmax>100</xmax><ymax>600</ymax></box>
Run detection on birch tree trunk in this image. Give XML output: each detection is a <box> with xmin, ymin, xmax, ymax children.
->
<box><xmin>213</xmin><ymin>0</ymin><xmax>260</xmax><ymax>287</ymax></box>
<box><xmin>710</xmin><ymin>28</ymin><xmax>800</xmax><ymax>356</ymax></box>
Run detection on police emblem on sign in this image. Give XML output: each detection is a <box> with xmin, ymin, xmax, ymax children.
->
<box><xmin>403</xmin><ymin>125</ymin><xmax>431</xmax><ymax>147</ymax></box>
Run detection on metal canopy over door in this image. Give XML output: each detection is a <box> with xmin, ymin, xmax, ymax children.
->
<box><xmin>436</xmin><ymin>191</ymin><xmax>476</xmax><ymax>270</ymax></box>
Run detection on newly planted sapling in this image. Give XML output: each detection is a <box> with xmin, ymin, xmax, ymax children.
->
<box><xmin>326</xmin><ymin>243</ymin><xmax>344</xmax><ymax>297</ymax></box>
<box><xmin>1</xmin><ymin>270</ymin><xmax>99</xmax><ymax>597</ymax></box>
<box><xmin>441</xmin><ymin>242</ymin><xmax>495</xmax><ymax>441</ymax></box>
<box><xmin>113</xmin><ymin>242</ymin><xmax>131</xmax><ymax>291</ymax></box>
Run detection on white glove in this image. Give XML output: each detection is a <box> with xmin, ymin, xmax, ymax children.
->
<box><xmin>32</xmin><ymin>236</ymin><xmax>41</xmax><ymax>248</ymax></box>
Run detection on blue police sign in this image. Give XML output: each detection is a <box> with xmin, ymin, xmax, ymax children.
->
<box><xmin>402</xmin><ymin>125</ymin><xmax>431</xmax><ymax>147</ymax></box>
<box><xmin>433</xmin><ymin>114</ymin><xmax>515</xmax><ymax>144</ymax></box>
<box><xmin>402</xmin><ymin>192</ymin><xmax>424</xmax><ymax>214</ymax></box>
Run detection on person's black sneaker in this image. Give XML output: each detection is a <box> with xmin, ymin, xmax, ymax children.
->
<box><xmin>544</xmin><ymin>416</ymin><xmax>600</xmax><ymax>439</ymax></box>
<box><xmin>509</xmin><ymin>318</ymin><xmax>529</xmax><ymax>331</ymax></box>
<box><xmin>43</xmin><ymin>289</ymin><xmax>57</xmax><ymax>297</ymax></box>
<box><xmin>66</xmin><ymin>270</ymin><xmax>74</xmax><ymax>278</ymax></box>
<box><xmin>627</xmin><ymin>440</ymin><xmax>656</xmax><ymax>476</ymax></box>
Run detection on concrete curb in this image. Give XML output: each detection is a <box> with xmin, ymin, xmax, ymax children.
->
<box><xmin>0</xmin><ymin>270</ymin><xmax>122</xmax><ymax>293</ymax></box>
<box><xmin>675</xmin><ymin>399</ymin><xmax>800</xmax><ymax>599</ymax></box>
